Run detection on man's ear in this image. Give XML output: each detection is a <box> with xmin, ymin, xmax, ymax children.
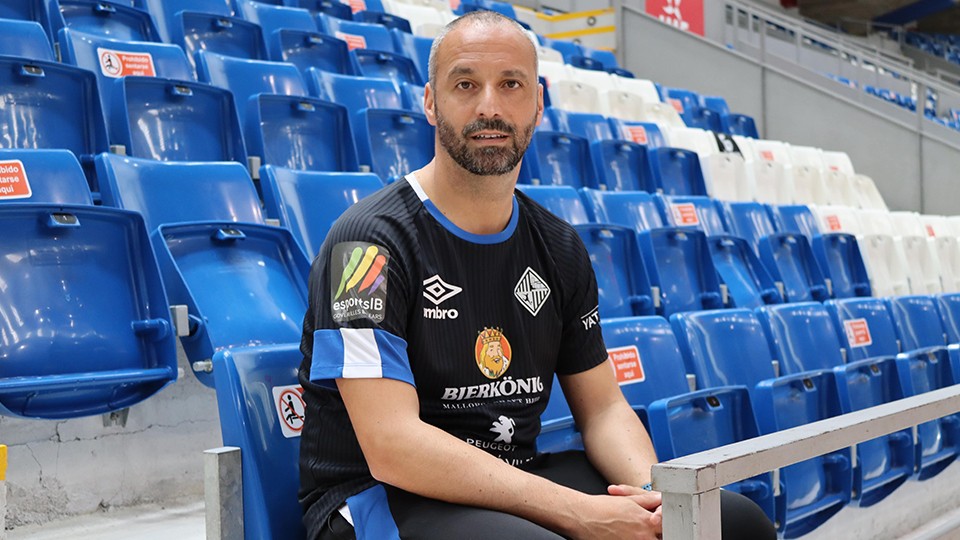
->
<box><xmin>424</xmin><ymin>82</ymin><xmax>437</xmax><ymax>126</ymax></box>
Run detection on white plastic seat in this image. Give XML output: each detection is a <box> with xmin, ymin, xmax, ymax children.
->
<box><xmin>890</xmin><ymin>212</ymin><xmax>943</xmax><ymax>294</ymax></box>
<box><xmin>788</xmin><ymin>145</ymin><xmax>830</xmax><ymax>205</ymax></box>
<box><xmin>820</xmin><ymin>151</ymin><xmax>859</xmax><ymax>206</ymax></box>
<box><xmin>666</xmin><ymin>127</ymin><xmax>751</xmax><ymax>201</ymax></box>
<box><xmin>935</xmin><ymin>235</ymin><xmax>960</xmax><ymax>292</ymax></box>
<box><xmin>852</xmin><ymin>174</ymin><xmax>888</xmax><ymax>210</ymax></box>
<box><xmin>812</xmin><ymin>205</ymin><xmax>862</xmax><ymax>235</ymax></box>
<box><xmin>747</xmin><ymin>139</ymin><xmax>794</xmax><ymax>205</ymax></box>
<box><xmin>611</xmin><ymin>76</ymin><xmax>662</xmax><ymax>105</ymax></box>
<box><xmin>549</xmin><ymin>80</ymin><xmax>601</xmax><ymax>114</ymax></box>
<box><xmin>538</xmin><ymin>60</ymin><xmax>571</xmax><ymax>86</ymax></box>
<box><xmin>569</xmin><ymin>66</ymin><xmax>615</xmax><ymax>94</ymax></box>
<box><xmin>859</xmin><ymin>233</ymin><xmax>912</xmax><ymax>297</ymax></box>
<box><xmin>384</xmin><ymin>1</ymin><xmax>448</xmax><ymax>29</ymax></box>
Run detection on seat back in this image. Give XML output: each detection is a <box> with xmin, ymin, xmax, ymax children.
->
<box><xmin>648</xmin><ymin>147</ymin><xmax>707</xmax><ymax>196</ymax></box>
<box><xmin>260</xmin><ymin>166</ymin><xmax>382</xmax><ymax>258</ymax></box>
<box><xmin>51</xmin><ymin>0</ymin><xmax>161</xmax><ymax>42</ymax></box>
<box><xmin>321</xmin><ymin>16</ymin><xmax>396</xmax><ymax>52</ymax></box>
<box><xmin>600</xmin><ymin>316</ymin><xmax>692</xmax><ymax>408</ymax></box>
<box><xmin>545</xmin><ymin>109</ymin><xmax>614</xmax><ymax>140</ymax></box>
<box><xmin>110</xmin><ymin>78</ymin><xmax>248</xmax><ymax>163</ymax></box>
<box><xmin>574</xmin><ymin>224</ymin><xmax>654</xmax><ymax>318</ymax></box>
<box><xmin>580</xmin><ymin>189</ymin><xmax>664</xmax><ymax>232</ymax></box>
<box><xmin>0</xmin><ymin>149</ymin><xmax>92</xmax><ymax>205</ymax></box>
<box><xmin>812</xmin><ymin>233</ymin><xmax>872</xmax><ymax>299</ymax></box>
<box><xmin>248</xmin><ymin>94</ymin><xmax>359</xmax><ymax>172</ymax></box>
<box><xmin>528</xmin><ymin>131</ymin><xmax>592</xmax><ymax>188</ymax></box>
<box><xmin>937</xmin><ymin>292</ymin><xmax>960</xmax><ymax>344</ymax></box>
<box><xmin>723</xmin><ymin>201</ymin><xmax>776</xmax><ymax>252</ymax></box>
<box><xmin>671</xmin><ymin>309</ymin><xmax>777</xmax><ymax>389</ymax></box>
<box><xmin>773</xmin><ymin>204</ymin><xmax>821</xmax><ymax>240</ymax></box>
<box><xmin>655</xmin><ymin>194</ymin><xmax>726</xmax><ymax>235</ymax></box>
<box><xmin>608</xmin><ymin>119</ymin><xmax>666</xmax><ymax>148</ymax></box>
<box><xmin>0</xmin><ymin>19</ymin><xmax>54</xmax><ymax>60</ymax></box>
<box><xmin>514</xmin><ymin>185</ymin><xmax>590</xmax><ymax>225</ymax></box>
<box><xmin>0</xmin><ymin>204</ymin><xmax>177</xmax><ymax>419</ymax></box>
<box><xmin>757</xmin><ymin>302</ymin><xmax>846</xmax><ymax>374</ymax></box>
<box><xmin>135</xmin><ymin>0</ymin><xmax>234</xmax><ymax>43</ymax></box>
<box><xmin>307</xmin><ymin>70</ymin><xmax>404</xmax><ymax>110</ymax></box>
<box><xmin>351</xmin><ymin>49</ymin><xmax>423</xmax><ymax>85</ymax></box>
<box><xmin>59</xmin><ymin>28</ymin><xmax>194</xmax><ymax>83</ymax></box>
<box><xmin>212</xmin><ymin>344</ymin><xmax>307</xmax><ymax>540</ymax></box>
<box><xmin>758</xmin><ymin>233</ymin><xmax>829</xmax><ymax>302</ymax></box>
<box><xmin>197</xmin><ymin>51</ymin><xmax>307</xmax><ymax>126</ymax></box>
<box><xmin>826</xmin><ymin>298</ymin><xmax>901</xmax><ymax>361</ymax></box>
<box><xmin>707</xmin><ymin>236</ymin><xmax>781</xmax><ymax>309</ymax></box>
<box><xmin>390</xmin><ymin>28</ymin><xmax>432</xmax><ymax>82</ymax></box>
<box><xmin>273</xmin><ymin>30</ymin><xmax>353</xmax><ymax>75</ymax></box>
<box><xmin>638</xmin><ymin>228</ymin><xmax>723</xmax><ymax>316</ymax></box>
<box><xmin>887</xmin><ymin>295</ymin><xmax>948</xmax><ymax>350</ymax></box>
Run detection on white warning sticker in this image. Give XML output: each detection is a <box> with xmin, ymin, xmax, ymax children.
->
<box><xmin>97</xmin><ymin>47</ymin><xmax>157</xmax><ymax>78</ymax></box>
<box><xmin>0</xmin><ymin>160</ymin><xmax>31</xmax><ymax>200</ymax></box>
<box><xmin>273</xmin><ymin>384</ymin><xmax>306</xmax><ymax>438</ymax></box>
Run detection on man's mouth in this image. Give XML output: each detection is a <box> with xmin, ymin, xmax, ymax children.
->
<box><xmin>471</xmin><ymin>132</ymin><xmax>508</xmax><ymax>141</ymax></box>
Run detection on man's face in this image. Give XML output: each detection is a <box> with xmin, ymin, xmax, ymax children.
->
<box><xmin>425</xmin><ymin>22</ymin><xmax>543</xmax><ymax>176</ymax></box>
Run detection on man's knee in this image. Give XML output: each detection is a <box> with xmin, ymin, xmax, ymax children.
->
<box><xmin>719</xmin><ymin>489</ymin><xmax>777</xmax><ymax>540</ymax></box>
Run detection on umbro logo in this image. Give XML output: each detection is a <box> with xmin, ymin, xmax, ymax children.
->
<box><xmin>514</xmin><ymin>267</ymin><xmax>550</xmax><ymax>317</ymax></box>
<box><xmin>423</xmin><ymin>274</ymin><xmax>461</xmax><ymax>320</ymax></box>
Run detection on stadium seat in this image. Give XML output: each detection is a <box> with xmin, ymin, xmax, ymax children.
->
<box><xmin>196</xmin><ymin>51</ymin><xmax>308</xmax><ymax>131</ymax></box>
<box><xmin>307</xmin><ymin>71</ymin><xmax>432</xmax><ymax>183</ymax></box>
<box><xmin>722</xmin><ymin>113</ymin><xmax>760</xmax><ymax>138</ymax></box>
<box><xmin>758</xmin><ymin>232</ymin><xmax>829</xmax><ymax>302</ymax></box>
<box><xmin>354</xmin><ymin>10</ymin><xmax>411</xmax><ymax>33</ymax></box>
<box><xmin>580</xmin><ymin>189</ymin><xmax>665</xmax><ymax>232</ymax></box>
<box><xmin>109</xmin><ymin>77</ymin><xmax>248</xmax><ymax>163</ymax></box>
<box><xmin>0</xmin><ymin>56</ymin><xmax>110</xmax><ymax>191</ymax></box>
<box><xmin>589</xmin><ymin>139</ymin><xmax>655</xmax><ymax>192</ymax></box>
<box><xmin>665</xmin><ymin>88</ymin><xmax>722</xmax><ymax>131</ymax></box>
<box><xmin>852</xmin><ymin>174</ymin><xmax>888</xmax><ymax>210</ymax></box>
<box><xmin>601</xmin><ymin>316</ymin><xmax>778</xmax><ymax>522</ymax></box>
<box><xmin>811</xmin><ymin>233</ymin><xmax>872</xmax><ymax>298</ymax></box>
<box><xmin>320</xmin><ymin>15</ymin><xmax>396</xmax><ymax>52</ymax></box>
<box><xmin>391</xmin><ymin>28</ymin><xmax>432</xmax><ymax>82</ymax></box>
<box><xmin>547</xmin><ymin>80</ymin><xmax>600</xmax><ymax>115</ymax></box>
<box><xmin>637</xmin><ymin>228</ymin><xmax>724</xmax><ymax>316</ymax></box>
<box><xmin>828</xmin><ymin>296</ymin><xmax>960</xmax><ymax>478</ymax></box>
<box><xmin>273</xmin><ymin>30</ymin><xmax>355</xmax><ymax>75</ymax></box>
<box><xmin>887</xmin><ymin>295</ymin><xmax>948</xmax><ymax>351</ymax></box>
<box><xmin>48</xmin><ymin>0</ymin><xmax>161</xmax><ymax>43</ymax></box>
<box><xmin>259</xmin><ymin>165</ymin><xmax>383</xmax><ymax>258</ymax></box>
<box><xmin>647</xmin><ymin>147</ymin><xmax>708</xmax><ymax>196</ymax></box>
<box><xmin>820</xmin><ymin>150</ymin><xmax>859</xmax><ymax>206</ymax></box>
<box><xmin>722</xmin><ymin>201</ymin><xmax>778</xmax><ymax>252</ymax></box>
<box><xmin>246</xmin><ymin>94</ymin><xmax>360</xmax><ymax>173</ymax></box>
<box><xmin>757</xmin><ymin>302</ymin><xmax>914</xmax><ymax>506</ymax></box>
<box><xmin>514</xmin><ymin>185</ymin><xmax>591</xmax><ymax>225</ymax></box>
<box><xmin>937</xmin><ymin>292</ymin><xmax>960</xmax><ymax>344</ymax></box>
<box><xmin>0</xmin><ymin>19</ymin><xmax>55</xmax><ymax>61</ymax></box>
<box><xmin>574</xmin><ymin>225</ymin><xmax>655</xmax><ymax>318</ymax></box>
<box><xmin>401</xmin><ymin>82</ymin><xmax>425</xmax><ymax>112</ymax></box>
<box><xmin>237</xmin><ymin>0</ymin><xmax>320</xmax><ymax>58</ymax></box>
<box><xmin>0</xmin><ymin>148</ymin><xmax>93</xmax><ymax>205</ymax></box>
<box><xmin>671</xmin><ymin>309</ymin><xmax>852</xmax><ymax>537</ymax></box>
<box><xmin>526</xmin><ymin>131</ymin><xmax>592</xmax><ymax>188</ymax></box>
<box><xmin>608</xmin><ymin>119</ymin><xmax>666</xmax><ymax>148</ymax></box>
<box><xmin>707</xmin><ymin>236</ymin><xmax>782</xmax><ymax>308</ymax></box>
<box><xmin>746</xmin><ymin>140</ymin><xmax>794</xmax><ymax>205</ymax></box>
<box><xmin>787</xmin><ymin>145</ymin><xmax>830</xmax><ymax>205</ymax></box>
<box><xmin>774</xmin><ymin>204</ymin><xmax>823</xmax><ymax>239</ymax></box>
<box><xmin>0</xmin><ymin>0</ymin><xmax>48</xmax><ymax>25</ymax></box>
<box><xmin>351</xmin><ymin>48</ymin><xmax>424</xmax><ymax>85</ymax></box>
<box><xmin>654</xmin><ymin>194</ymin><xmax>726</xmax><ymax>235</ymax></box>
<box><xmin>95</xmin><ymin>154</ymin><xmax>263</xmax><ymax>233</ymax></box>
<box><xmin>212</xmin><ymin>344</ymin><xmax>307</xmax><ymax>540</ymax></box>
<box><xmin>137</xmin><ymin>0</ymin><xmax>267</xmax><ymax>67</ymax></box>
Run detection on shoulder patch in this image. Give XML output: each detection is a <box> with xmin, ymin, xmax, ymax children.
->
<box><xmin>331</xmin><ymin>241</ymin><xmax>390</xmax><ymax>323</ymax></box>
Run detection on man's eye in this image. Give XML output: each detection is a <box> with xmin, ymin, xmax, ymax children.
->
<box><xmin>504</xmin><ymin>80</ymin><xmax>521</xmax><ymax>89</ymax></box>
<box><xmin>457</xmin><ymin>81</ymin><xmax>473</xmax><ymax>90</ymax></box>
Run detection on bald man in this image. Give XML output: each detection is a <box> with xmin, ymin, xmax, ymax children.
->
<box><xmin>298</xmin><ymin>11</ymin><xmax>776</xmax><ymax>540</ymax></box>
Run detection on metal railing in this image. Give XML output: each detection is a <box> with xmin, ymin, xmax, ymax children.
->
<box><xmin>653</xmin><ymin>385</ymin><xmax>960</xmax><ymax>539</ymax></box>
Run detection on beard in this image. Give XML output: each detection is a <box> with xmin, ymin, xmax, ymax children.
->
<box><xmin>436</xmin><ymin>109</ymin><xmax>537</xmax><ymax>176</ymax></box>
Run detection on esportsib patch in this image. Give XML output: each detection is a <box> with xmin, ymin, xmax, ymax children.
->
<box><xmin>331</xmin><ymin>242</ymin><xmax>389</xmax><ymax>323</ymax></box>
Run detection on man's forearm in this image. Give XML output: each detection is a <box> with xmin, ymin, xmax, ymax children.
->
<box><xmin>579</xmin><ymin>400</ymin><xmax>659</xmax><ymax>488</ymax></box>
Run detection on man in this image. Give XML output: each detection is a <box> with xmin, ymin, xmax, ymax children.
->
<box><xmin>299</xmin><ymin>11</ymin><xmax>775</xmax><ymax>539</ymax></box>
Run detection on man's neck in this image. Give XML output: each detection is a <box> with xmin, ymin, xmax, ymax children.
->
<box><xmin>413</xmin><ymin>158</ymin><xmax>518</xmax><ymax>236</ymax></box>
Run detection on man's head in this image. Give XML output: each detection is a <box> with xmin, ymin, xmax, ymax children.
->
<box><xmin>424</xmin><ymin>11</ymin><xmax>543</xmax><ymax>177</ymax></box>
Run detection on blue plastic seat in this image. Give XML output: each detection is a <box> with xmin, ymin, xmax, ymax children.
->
<box><xmin>758</xmin><ymin>233</ymin><xmax>829</xmax><ymax>303</ymax></box>
<box><xmin>212</xmin><ymin>344</ymin><xmax>307</xmax><ymax>540</ymax></box>
<box><xmin>354</xmin><ymin>10</ymin><xmax>411</xmax><ymax>33</ymax></box>
<box><xmin>401</xmin><ymin>82</ymin><xmax>425</xmax><ymax>113</ymax></box>
<box><xmin>723</xmin><ymin>113</ymin><xmax>760</xmax><ymax>138</ymax></box>
<box><xmin>724</xmin><ymin>201</ymin><xmax>778</xmax><ymax>252</ymax></box>
<box><xmin>936</xmin><ymin>292</ymin><xmax>960</xmax><ymax>343</ymax></box>
<box><xmin>637</xmin><ymin>228</ymin><xmax>724</xmax><ymax>316</ymax></box>
<box><xmin>526</xmin><ymin>131</ymin><xmax>592</xmax><ymax>188</ymax></box>
<box><xmin>197</xmin><ymin>51</ymin><xmax>308</xmax><ymax>130</ymax></box>
<box><xmin>0</xmin><ymin>19</ymin><xmax>55</xmax><ymax>60</ymax></box>
<box><xmin>757</xmin><ymin>302</ymin><xmax>914</xmax><ymax>507</ymax></box>
<box><xmin>771</xmin><ymin>204</ymin><xmax>821</xmax><ymax>240</ymax></box>
<box><xmin>109</xmin><ymin>78</ymin><xmax>248</xmax><ymax>163</ymax></box>
<box><xmin>700</xmin><ymin>95</ymin><xmax>730</xmax><ymax>116</ymax></box>
<box><xmin>812</xmin><ymin>233</ymin><xmax>872</xmax><ymax>298</ymax></box>
<box><xmin>514</xmin><ymin>185</ymin><xmax>591</xmax><ymax>225</ymax></box>
<box><xmin>654</xmin><ymin>194</ymin><xmax>726</xmax><ymax>235</ymax></box>
<box><xmin>708</xmin><ymin>236</ymin><xmax>781</xmax><ymax>308</ymax></box>
<box><xmin>320</xmin><ymin>15</ymin><xmax>396</xmax><ymax>52</ymax></box>
<box><xmin>665</xmin><ymin>88</ymin><xmax>722</xmax><ymax>131</ymax></box>
<box><xmin>589</xmin><ymin>139</ymin><xmax>655</xmax><ymax>192</ymax></box>
<box><xmin>137</xmin><ymin>0</ymin><xmax>267</xmax><ymax>67</ymax></box>
<box><xmin>390</xmin><ymin>28</ymin><xmax>432</xmax><ymax>83</ymax></box>
<box><xmin>95</xmin><ymin>154</ymin><xmax>263</xmax><ymax>233</ymax></box>
<box><xmin>580</xmin><ymin>46</ymin><xmax>618</xmax><ymax>70</ymax></box>
<box><xmin>351</xmin><ymin>48</ymin><xmax>423</xmax><ymax>85</ymax></box>
<box><xmin>574</xmin><ymin>225</ymin><xmax>654</xmax><ymax>318</ymax></box>
<box><xmin>260</xmin><ymin>165</ymin><xmax>382</xmax><ymax>258</ymax></box>
<box><xmin>273</xmin><ymin>30</ymin><xmax>354</xmax><ymax>75</ymax></box>
<box><xmin>546</xmin><ymin>40</ymin><xmax>582</xmax><ymax>63</ymax></box>
<box><xmin>0</xmin><ymin>149</ymin><xmax>93</xmax><ymax>205</ymax></box>
<box><xmin>887</xmin><ymin>295</ymin><xmax>948</xmax><ymax>350</ymax></box>
<box><xmin>647</xmin><ymin>147</ymin><xmax>708</xmax><ymax>196</ymax></box>
<box><xmin>579</xmin><ymin>189</ymin><xmax>665</xmax><ymax>232</ymax></box>
<box><xmin>544</xmin><ymin>109</ymin><xmax>614</xmax><ymax>140</ymax></box>
<box><xmin>671</xmin><ymin>309</ymin><xmax>852</xmax><ymax>538</ymax></box>
<box><xmin>0</xmin><ymin>56</ymin><xmax>109</xmax><ymax>190</ymax></box>
<box><xmin>47</xmin><ymin>0</ymin><xmax>161</xmax><ymax>43</ymax></box>
<box><xmin>247</xmin><ymin>94</ymin><xmax>359</xmax><ymax>173</ymax></box>
<box><xmin>0</xmin><ymin>202</ymin><xmax>178</xmax><ymax>419</ymax></box>
<box><xmin>827</xmin><ymin>297</ymin><xmax>957</xmax><ymax>480</ymax></box>
<box><xmin>0</xmin><ymin>0</ymin><xmax>47</xmax><ymax>24</ymax></box>
<box><xmin>601</xmin><ymin>316</ymin><xmax>778</xmax><ymax>522</ymax></box>
<box><xmin>608</xmin><ymin>119</ymin><xmax>666</xmax><ymax>148</ymax></box>
<box><xmin>307</xmin><ymin>71</ymin><xmax>432</xmax><ymax>183</ymax></box>
<box><xmin>237</xmin><ymin>0</ymin><xmax>326</xmax><ymax>67</ymax></box>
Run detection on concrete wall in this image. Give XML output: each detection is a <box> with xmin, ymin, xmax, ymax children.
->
<box><xmin>619</xmin><ymin>5</ymin><xmax>960</xmax><ymax>214</ymax></box>
<box><xmin>1</xmin><ymin>347</ymin><xmax>220</xmax><ymax>530</ymax></box>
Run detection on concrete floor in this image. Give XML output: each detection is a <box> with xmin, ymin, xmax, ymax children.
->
<box><xmin>6</xmin><ymin>500</ymin><xmax>204</xmax><ymax>540</ymax></box>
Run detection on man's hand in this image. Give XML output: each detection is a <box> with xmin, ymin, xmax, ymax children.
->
<box><xmin>608</xmin><ymin>484</ymin><xmax>662</xmax><ymax>512</ymax></box>
<box><xmin>568</xmin><ymin>493</ymin><xmax>663</xmax><ymax>540</ymax></box>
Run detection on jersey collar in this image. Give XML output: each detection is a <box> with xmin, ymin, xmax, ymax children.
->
<box><xmin>405</xmin><ymin>173</ymin><xmax>519</xmax><ymax>245</ymax></box>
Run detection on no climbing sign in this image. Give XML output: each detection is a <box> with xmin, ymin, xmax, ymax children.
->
<box><xmin>272</xmin><ymin>385</ymin><xmax>306</xmax><ymax>438</ymax></box>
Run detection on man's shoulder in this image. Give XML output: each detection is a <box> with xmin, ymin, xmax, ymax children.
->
<box><xmin>515</xmin><ymin>189</ymin><xmax>584</xmax><ymax>247</ymax></box>
<box><xmin>329</xmin><ymin>178</ymin><xmax>420</xmax><ymax>241</ymax></box>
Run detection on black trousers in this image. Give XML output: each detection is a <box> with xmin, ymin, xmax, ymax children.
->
<box><xmin>314</xmin><ymin>451</ymin><xmax>776</xmax><ymax>540</ymax></box>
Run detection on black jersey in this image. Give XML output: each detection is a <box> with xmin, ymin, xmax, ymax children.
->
<box><xmin>298</xmin><ymin>174</ymin><xmax>607</xmax><ymax>526</ymax></box>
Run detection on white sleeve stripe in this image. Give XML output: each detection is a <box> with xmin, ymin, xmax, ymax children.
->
<box><xmin>341</xmin><ymin>327</ymin><xmax>384</xmax><ymax>379</ymax></box>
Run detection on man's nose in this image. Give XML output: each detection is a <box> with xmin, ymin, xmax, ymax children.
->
<box><xmin>475</xmin><ymin>85</ymin><xmax>501</xmax><ymax>118</ymax></box>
